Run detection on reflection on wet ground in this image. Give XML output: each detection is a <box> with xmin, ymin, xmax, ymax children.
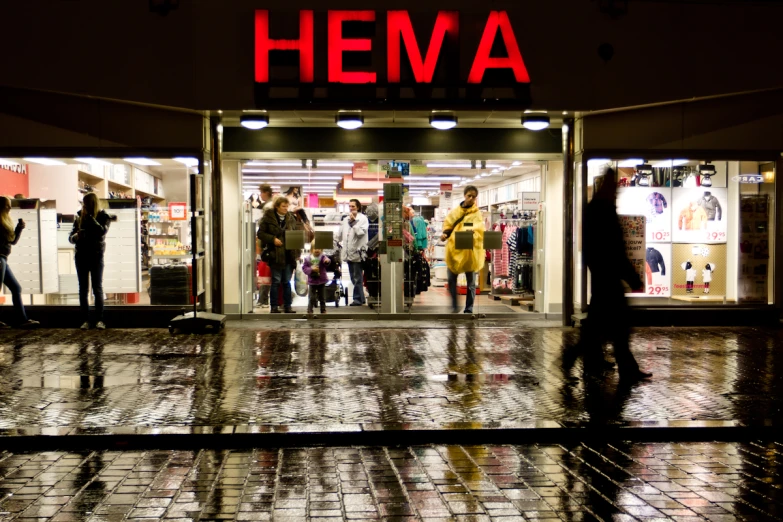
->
<box><xmin>1</xmin><ymin>442</ymin><xmax>781</xmax><ymax>521</ymax></box>
<box><xmin>0</xmin><ymin>325</ymin><xmax>781</xmax><ymax>430</ymax></box>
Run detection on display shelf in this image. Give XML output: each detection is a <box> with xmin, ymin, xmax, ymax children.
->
<box><xmin>149</xmin><ymin>234</ymin><xmax>180</xmax><ymax>238</ymax></box>
<box><xmin>152</xmin><ymin>254</ymin><xmax>192</xmax><ymax>258</ymax></box>
<box><xmin>136</xmin><ymin>188</ymin><xmax>165</xmax><ymax>200</ymax></box>
<box><xmin>107</xmin><ymin>179</ymin><xmax>133</xmax><ymax>190</ymax></box>
<box><xmin>78</xmin><ymin>170</ymin><xmax>104</xmax><ymax>183</ymax></box>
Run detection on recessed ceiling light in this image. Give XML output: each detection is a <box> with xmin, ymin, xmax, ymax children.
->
<box><xmin>241</xmin><ymin>115</ymin><xmax>269</xmax><ymax>130</ymax></box>
<box><xmin>521</xmin><ymin>115</ymin><xmax>550</xmax><ymax>131</ymax></box>
<box><xmin>511</xmin><ymin>161</ymin><xmax>522</xmax><ymax>166</ymax></box>
<box><xmin>74</xmin><ymin>157</ymin><xmax>113</xmax><ymax>167</ymax></box>
<box><xmin>0</xmin><ymin>158</ymin><xmax>19</xmax><ymax>165</ymax></box>
<box><xmin>124</xmin><ymin>157</ymin><xmax>161</xmax><ymax>166</ymax></box>
<box><xmin>429</xmin><ymin>113</ymin><xmax>458</xmax><ymax>130</ymax></box>
<box><xmin>23</xmin><ymin>158</ymin><xmax>66</xmax><ymax>166</ymax></box>
<box><xmin>173</xmin><ymin>157</ymin><xmax>199</xmax><ymax>167</ymax></box>
<box><xmin>426</xmin><ymin>163</ymin><xmax>503</xmax><ymax>168</ymax></box>
<box><xmin>336</xmin><ymin>112</ymin><xmax>364</xmax><ymax>130</ymax></box>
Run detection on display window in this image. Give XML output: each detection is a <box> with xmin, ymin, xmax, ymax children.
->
<box><xmin>241</xmin><ymin>158</ymin><xmax>556</xmax><ymax>316</ymax></box>
<box><xmin>586</xmin><ymin>159</ymin><xmax>775</xmax><ymax>306</ymax></box>
<box><xmin>0</xmin><ymin>157</ymin><xmax>199</xmax><ymax>308</ymax></box>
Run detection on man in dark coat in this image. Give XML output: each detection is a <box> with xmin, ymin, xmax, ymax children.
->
<box><xmin>568</xmin><ymin>167</ymin><xmax>653</xmax><ymax>382</ymax></box>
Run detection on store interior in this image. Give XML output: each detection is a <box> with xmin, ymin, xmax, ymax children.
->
<box><xmin>242</xmin><ymin>158</ymin><xmax>548</xmax><ymax>315</ymax></box>
<box><xmin>0</xmin><ymin>157</ymin><xmax>196</xmax><ymax>308</ymax></box>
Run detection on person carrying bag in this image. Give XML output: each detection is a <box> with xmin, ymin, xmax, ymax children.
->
<box><xmin>257</xmin><ymin>196</ymin><xmax>298</xmax><ymax>314</ymax></box>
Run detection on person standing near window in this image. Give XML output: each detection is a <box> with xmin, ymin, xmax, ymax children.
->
<box><xmin>70</xmin><ymin>193</ymin><xmax>114</xmax><ymax>330</ymax></box>
<box><xmin>338</xmin><ymin>199</ymin><xmax>369</xmax><ymax>306</ymax></box>
<box><xmin>439</xmin><ymin>185</ymin><xmax>485</xmax><ymax>314</ymax></box>
<box><xmin>257</xmin><ymin>196</ymin><xmax>298</xmax><ymax>314</ymax></box>
<box><xmin>0</xmin><ymin>196</ymin><xmax>39</xmax><ymax>329</ymax></box>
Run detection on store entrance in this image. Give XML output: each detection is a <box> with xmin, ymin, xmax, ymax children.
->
<box><xmin>238</xmin><ymin>157</ymin><xmax>558</xmax><ymax>318</ymax></box>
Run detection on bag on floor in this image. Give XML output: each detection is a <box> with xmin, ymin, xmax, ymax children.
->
<box><xmin>294</xmin><ymin>261</ymin><xmax>309</xmax><ymax>297</ymax></box>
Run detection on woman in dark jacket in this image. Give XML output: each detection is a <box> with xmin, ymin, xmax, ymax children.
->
<box><xmin>257</xmin><ymin>196</ymin><xmax>298</xmax><ymax>313</ymax></box>
<box><xmin>69</xmin><ymin>193</ymin><xmax>114</xmax><ymax>330</ymax></box>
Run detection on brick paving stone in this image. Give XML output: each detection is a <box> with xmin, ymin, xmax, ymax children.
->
<box><xmin>0</xmin><ymin>326</ymin><xmax>782</xmax><ymax>432</ymax></box>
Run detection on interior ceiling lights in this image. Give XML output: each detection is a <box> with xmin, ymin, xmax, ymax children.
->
<box><xmin>336</xmin><ymin>113</ymin><xmax>364</xmax><ymax>130</ymax></box>
<box><xmin>241</xmin><ymin>114</ymin><xmax>269</xmax><ymax>130</ymax></box>
<box><xmin>429</xmin><ymin>113</ymin><xmax>458</xmax><ymax>130</ymax></box>
<box><xmin>521</xmin><ymin>114</ymin><xmax>550</xmax><ymax>131</ymax></box>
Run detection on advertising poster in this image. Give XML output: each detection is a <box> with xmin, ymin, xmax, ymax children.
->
<box><xmin>671</xmin><ymin>243</ymin><xmax>727</xmax><ymax>299</ymax></box>
<box><xmin>641</xmin><ymin>243</ymin><xmax>671</xmax><ymax>297</ymax></box>
<box><xmin>619</xmin><ymin>215</ymin><xmax>646</xmax><ymax>294</ymax></box>
<box><xmin>671</xmin><ymin>188</ymin><xmax>728</xmax><ymax>244</ymax></box>
<box><xmin>617</xmin><ymin>187</ymin><xmax>672</xmax><ymax>243</ymax></box>
<box><xmin>738</xmin><ymin>194</ymin><xmax>769</xmax><ymax>303</ymax></box>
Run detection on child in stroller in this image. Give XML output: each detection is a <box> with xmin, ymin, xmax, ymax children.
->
<box><xmin>322</xmin><ymin>241</ymin><xmax>349</xmax><ymax>307</ymax></box>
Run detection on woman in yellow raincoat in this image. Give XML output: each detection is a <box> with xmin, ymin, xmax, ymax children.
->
<box><xmin>439</xmin><ymin>185</ymin><xmax>485</xmax><ymax>313</ymax></box>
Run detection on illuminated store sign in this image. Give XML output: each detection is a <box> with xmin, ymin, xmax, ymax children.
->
<box><xmin>254</xmin><ymin>10</ymin><xmax>530</xmax><ymax>87</ymax></box>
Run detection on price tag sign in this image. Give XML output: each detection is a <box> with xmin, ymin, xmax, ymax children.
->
<box><xmin>169</xmin><ymin>202</ymin><xmax>187</xmax><ymax>221</ymax></box>
<box><xmin>647</xmin><ymin>285</ymin><xmax>670</xmax><ymax>295</ymax></box>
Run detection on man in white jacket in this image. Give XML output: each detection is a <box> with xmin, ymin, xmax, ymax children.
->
<box><xmin>338</xmin><ymin>199</ymin><xmax>369</xmax><ymax>306</ymax></box>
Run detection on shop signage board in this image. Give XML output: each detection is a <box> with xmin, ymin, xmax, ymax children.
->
<box><xmin>440</xmin><ymin>183</ymin><xmax>453</xmax><ymax>191</ymax></box>
<box><xmin>169</xmin><ymin>202</ymin><xmax>188</xmax><ymax>221</ymax></box>
<box><xmin>616</xmin><ymin>187</ymin><xmax>672</xmax><ymax>244</ymax></box>
<box><xmin>254</xmin><ymin>9</ymin><xmax>531</xmax><ymax>107</ymax></box>
<box><xmin>671</xmin><ymin>188</ymin><xmax>727</xmax><ymax>244</ymax></box>
<box><xmin>734</xmin><ymin>174</ymin><xmax>764</xmax><ymax>184</ymax></box>
<box><xmin>619</xmin><ymin>215</ymin><xmax>646</xmax><ymax>294</ymax></box>
<box><xmin>518</xmin><ymin>192</ymin><xmax>539</xmax><ymax>210</ymax></box>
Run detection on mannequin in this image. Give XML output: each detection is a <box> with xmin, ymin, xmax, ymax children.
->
<box><xmin>702</xmin><ymin>262</ymin><xmax>716</xmax><ymax>294</ymax></box>
<box><xmin>681</xmin><ymin>261</ymin><xmax>695</xmax><ymax>294</ymax></box>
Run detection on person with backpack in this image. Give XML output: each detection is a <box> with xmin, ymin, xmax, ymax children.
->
<box><xmin>69</xmin><ymin>193</ymin><xmax>115</xmax><ymax>330</ymax></box>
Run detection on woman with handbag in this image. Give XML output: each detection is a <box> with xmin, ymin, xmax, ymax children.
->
<box><xmin>0</xmin><ymin>196</ymin><xmax>40</xmax><ymax>329</ymax></box>
<box><xmin>257</xmin><ymin>196</ymin><xmax>298</xmax><ymax>313</ymax></box>
<box><xmin>439</xmin><ymin>185</ymin><xmax>485</xmax><ymax>314</ymax></box>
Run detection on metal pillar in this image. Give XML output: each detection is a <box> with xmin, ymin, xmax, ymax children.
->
<box><xmin>562</xmin><ymin>119</ymin><xmax>575</xmax><ymax>326</ymax></box>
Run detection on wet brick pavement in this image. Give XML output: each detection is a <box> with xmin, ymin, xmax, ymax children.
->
<box><xmin>0</xmin><ymin>324</ymin><xmax>781</xmax><ymax>433</ymax></box>
<box><xmin>1</xmin><ymin>442</ymin><xmax>783</xmax><ymax>521</ymax></box>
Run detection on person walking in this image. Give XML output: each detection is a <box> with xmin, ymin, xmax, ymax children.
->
<box><xmin>257</xmin><ymin>196</ymin><xmax>298</xmax><ymax>314</ymax></box>
<box><xmin>439</xmin><ymin>185</ymin><xmax>485</xmax><ymax>314</ymax></box>
<box><xmin>69</xmin><ymin>193</ymin><xmax>114</xmax><ymax>330</ymax></box>
<box><xmin>302</xmin><ymin>240</ymin><xmax>330</xmax><ymax>315</ymax></box>
<box><xmin>0</xmin><ymin>196</ymin><xmax>39</xmax><ymax>329</ymax></box>
<box><xmin>258</xmin><ymin>183</ymin><xmax>274</xmax><ymax>212</ymax></box>
<box><xmin>570</xmin><ymin>167</ymin><xmax>652</xmax><ymax>382</ymax></box>
<box><xmin>337</xmin><ymin>199</ymin><xmax>369</xmax><ymax>306</ymax></box>
<box><xmin>255</xmin><ymin>183</ymin><xmax>275</xmax><ymax>307</ymax></box>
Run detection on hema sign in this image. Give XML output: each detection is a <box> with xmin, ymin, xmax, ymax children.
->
<box><xmin>254</xmin><ymin>9</ymin><xmax>531</xmax><ymax>108</ymax></box>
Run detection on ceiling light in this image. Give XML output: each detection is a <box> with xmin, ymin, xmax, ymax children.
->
<box><xmin>429</xmin><ymin>113</ymin><xmax>458</xmax><ymax>130</ymax></box>
<box><xmin>406</xmin><ymin>176</ymin><xmax>462</xmax><ymax>181</ymax></box>
<box><xmin>474</xmin><ymin>175</ymin><xmax>481</xmax><ymax>179</ymax></box>
<box><xmin>336</xmin><ymin>112</ymin><xmax>363</xmax><ymax>130</ymax></box>
<box><xmin>426</xmin><ymin>163</ymin><xmax>503</xmax><ymax>169</ymax></box>
<box><xmin>124</xmin><ymin>157</ymin><xmax>161</xmax><ymax>166</ymax></box>
<box><xmin>699</xmin><ymin>163</ymin><xmax>716</xmax><ymax>175</ymax></box>
<box><xmin>242</xmin><ymin>169</ymin><xmax>350</xmax><ymax>174</ymax></box>
<box><xmin>23</xmin><ymin>158</ymin><xmax>67</xmax><ymax>166</ymax></box>
<box><xmin>636</xmin><ymin>163</ymin><xmax>654</xmax><ymax>175</ymax></box>
<box><xmin>246</xmin><ymin>161</ymin><xmax>302</xmax><ymax>167</ymax></box>
<box><xmin>521</xmin><ymin>115</ymin><xmax>550</xmax><ymax>131</ymax></box>
<box><xmin>0</xmin><ymin>158</ymin><xmax>19</xmax><ymax>165</ymax></box>
<box><xmin>617</xmin><ymin>159</ymin><xmax>644</xmax><ymax>168</ymax></box>
<box><xmin>240</xmin><ymin>115</ymin><xmax>269</xmax><ymax>130</ymax></box>
<box><xmin>173</xmin><ymin>157</ymin><xmax>199</xmax><ymax>167</ymax></box>
<box><xmin>480</xmin><ymin>173</ymin><xmax>491</xmax><ymax>177</ymax></box>
<box><xmin>511</xmin><ymin>161</ymin><xmax>522</xmax><ymax>166</ymax></box>
<box><xmin>74</xmin><ymin>157</ymin><xmax>113</xmax><ymax>167</ymax></box>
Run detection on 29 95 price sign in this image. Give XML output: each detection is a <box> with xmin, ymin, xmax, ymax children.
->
<box><xmin>705</xmin><ymin>231</ymin><xmax>726</xmax><ymax>242</ymax></box>
<box><xmin>647</xmin><ymin>285</ymin><xmax>669</xmax><ymax>296</ymax></box>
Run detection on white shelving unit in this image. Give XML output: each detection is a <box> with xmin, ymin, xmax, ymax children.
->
<box><xmin>7</xmin><ymin>208</ymin><xmax>59</xmax><ymax>295</ymax></box>
<box><xmin>104</xmin><ymin>208</ymin><xmax>142</xmax><ymax>293</ymax></box>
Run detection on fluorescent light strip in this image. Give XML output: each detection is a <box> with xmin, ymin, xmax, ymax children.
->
<box><xmin>124</xmin><ymin>157</ymin><xmax>162</xmax><ymax>166</ymax></box>
<box><xmin>0</xmin><ymin>158</ymin><xmax>19</xmax><ymax>165</ymax></box>
<box><xmin>242</xmin><ymin>169</ymin><xmax>352</xmax><ymax>174</ymax></box>
<box><xmin>173</xmin><ymin>157</ymin><xmax>199</xmax><ymax>167</ymax></box>
<box><xmin>246</xmin><ymin>161</ymin><xmax>355</xmax><ymax>167</ymax></box>
<box><xmin>426</xmin><ymin>163</ymin><xmax>504</xmax><ymax>169</ymax></box>
<box><xmin>243</xmin><ymin>176</ymin><xmax>344</xmax><ymax>180</ymax></box>
<box><xmin>74</xmin><ymin>157</ymin><xmax>113</xmax><ymax>167</ymax></box>
<box><xmin>617</xmin><ymin>159</ymin><xmax>644</xmax><ymax>168</ymax></box>
<box><xmin>23</xmin><ymin>157</ymin><xmax>67</xmax><ymax>166</ymax></box>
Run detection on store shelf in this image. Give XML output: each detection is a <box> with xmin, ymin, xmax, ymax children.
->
<box><xmin>136</xmin><ymin>188</ymin><xmax>165</xmax><ymax>200</ymax></box>
<box><xmin>78</xmin><ymin>170</ymin><xmax>104</xmax><ymax>183</ymax></box>
<box><xmin>107</xmin><ymin>179</ymin><xmax>133</xmax><ymax>190</ymax></box>
<box><xmin>152</xmin><ymin>254</ymin><xmax>192</xmax><ymax>258</ymax></box>
<box><xmin>149</xmin><ymin>234</ymin><xmax>179</xmax><ymax>238</ymax></box>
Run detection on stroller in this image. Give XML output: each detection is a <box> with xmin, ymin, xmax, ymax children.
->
<box><xmin>322</xmin><ymin>242</ymin><xmax>348</xmax><ymax>307</ymax></box>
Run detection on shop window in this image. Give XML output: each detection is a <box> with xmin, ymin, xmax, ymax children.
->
<box><xmin>0</xmin><ymin>158</ymin><xmax>197</xmax><ymax>309</ymax></box>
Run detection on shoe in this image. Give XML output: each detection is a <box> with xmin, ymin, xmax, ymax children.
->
<box><xmin>321</xmin><ymin>309</ymin><xmax>327</xmax><ymax>314</ymax></box>
<box><xmin>452</xmin><ymin>308</ymin><xmax>459</xmax><ymax>314</ymax></box>
<box><xmin>270</xmin><ymin>307</ymin><xmax>281</xmax><ymax>314</ymax></box>
<box><xmin>619</xmin><ymin>370</ymin><xmax>653</xmax><ymax>383</ymax></box>
<box><xmin>307</xmin><ymin>309</ymin><xmax>313</xmax><ymax>315</ymax></box>
<box><xmin>80</xmin><ymin>322</ymin><xmax>90</xmax><ymax>330</ymax></box>
<box><xmin>19</xmin><ymin>319</ymin><xmax>40</xmax><ymax>329</ymax></box>
<box><xmin>261</xmin><ymin>303</ymin><xmax>269</xmax><ymax>308</ymax></box>
<box><xmin>0</xmin><ymin>321</ymin><xmax>10</xmax><ymax>330</ymax></box>
<box><xmin>463</xmin><ymin>310</ymin><xmax>473</xmax><ymax>314</ymax></box>
<box><xmin>95</xmin><ymin>321</ymin><xmax>106</xmax><ymax>330</ymax></box>
<box><xmin>349</xmin><ymin>302</ymin><xmax>363</xmax><ymax>306</ymax></box>
<box><xmin>284</xmin><ymin>308</ymin><xmax>296</xmax><ymax>314</ymax></box>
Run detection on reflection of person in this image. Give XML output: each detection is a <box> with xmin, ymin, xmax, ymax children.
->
<box><xmin>678</xmin><ymin>202</ymin><xmax>708</xmax><ymax>230</ymax></box>
<box><xmin>568</xmin><ymin>168</ymin><xmax>652</xmax><ymax>381</ymax></box>
<box><xmin>257</xmin><ymin>196</ymin><xmax>298</xmax><ymax>314</ymax></box>
<box><xmin>439</xmin><ymin>185</ymin><xmax>485</xmax><ymax>314</ymax></box>
<box><xmin>284</xmin><ymin>186</ymin><xmax>300</xmax><ymax>210</ymax></box>
<box><xmin>0</xmin><ymin>197</ymin><xmax>39</xmax><ymax>329</ymax></box>
<box><xmin>302</xmin><ymin>240</ymin><xmax>330</xmax><ymax>315</ymax></box>
<box><xmin>70</xmin><ymin>193</ymin><xmax>115</xmax><ymax>330</ymax></box>
<box><xmin>338</xmin><ymin>199</ymin><xmax>369</xmax><ymax>306</ymax></box>
<box><xmin>259</xmin><ymin>184</ymin><xmax>274</xmax><ymax>211</ymax></box>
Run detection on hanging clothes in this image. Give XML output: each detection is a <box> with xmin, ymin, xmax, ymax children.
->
<box><xmin>411</xmin><ymin>215</ymin><xmax>429</xmax><ymax>250</ymax></box>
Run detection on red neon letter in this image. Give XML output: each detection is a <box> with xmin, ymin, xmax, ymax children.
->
<box><xmin>328</xmin><ymin>10</ymin><xmax>377</xmax><ymax>84</ymax></box>
<box><xmin>468</xmin><ymin>11</ymin><xmax>530</xmax><ymax>84</ymax></box>
<box><xmin>387</xmin><ymin>11</ymin><xmax>458</xmax><ymax>83</ymax></box>
<box><xmin>255</xmin><ymin>10</ymin><xmax>314</xmax><ymax>83</ymax></box>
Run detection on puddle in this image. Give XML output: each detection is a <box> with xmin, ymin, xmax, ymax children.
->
<box><xmin>21</xmin><ymin>375</ymin><xmax>151</xmax><ymax>389</ymax></box>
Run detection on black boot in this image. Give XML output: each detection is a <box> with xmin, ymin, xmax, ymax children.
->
<box><xmin>284</xmin><ymin>307</ymin><xmax>296</xmax><ymax>314</ymax></box>
<box><xmin>270</xmin><ymin>307</ymin><xmax>281</xmax><ymax>314</ymax></box>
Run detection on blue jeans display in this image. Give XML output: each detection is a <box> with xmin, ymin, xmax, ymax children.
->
<box><xmin>347</xmin><ymin>261</ymin><xmax>365</xmax><ymax>304</ymax></box>
<box><xmin>270</xmin><ymin>264</ymin><xmax>293</xmax><ymax>309</ymax></box>
<box><xmin>0</xmin><ymin>256</ymin><xmax>28</xmax><ymax>323</ymax></box>
<box><xmin>75</xmin><ymin>254</ymin><xmax>105</xmax><ymax>323</ymax></box>
<box><xmin>447</xmin><ymin>269</ymin><xmax>475</xmax><ymax>313</ymax></box>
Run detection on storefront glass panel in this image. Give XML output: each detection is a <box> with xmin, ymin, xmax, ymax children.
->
<box><xmin>585</xmin><ymin>159</ymin><xmax>775</xmax><ymax>307</ymax></box>
<box><xmin>0</xmin><ymin>157</ymin><xmax>199</xmax><ymax>310</ymax></box>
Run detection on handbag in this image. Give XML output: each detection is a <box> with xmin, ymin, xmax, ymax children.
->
<box><xmin>261</xmin><ymin>244</ymin><xmax>274</xmax><ymax>264</ymax></box>
<box><xmin>442</xmin><ymin>212</ymin><xmax>468</xmax><ymax>239</ymax></box>
<box><xmin>294</xmin><ymin>261</ymin><xmax>309</xmax><ymax>297</ymax></box>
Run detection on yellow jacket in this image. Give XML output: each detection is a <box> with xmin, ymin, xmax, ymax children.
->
<box><xmin>444</xmin><ymin>204</ymin><xmax>485</xmax><ymax>274</ymax></box>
